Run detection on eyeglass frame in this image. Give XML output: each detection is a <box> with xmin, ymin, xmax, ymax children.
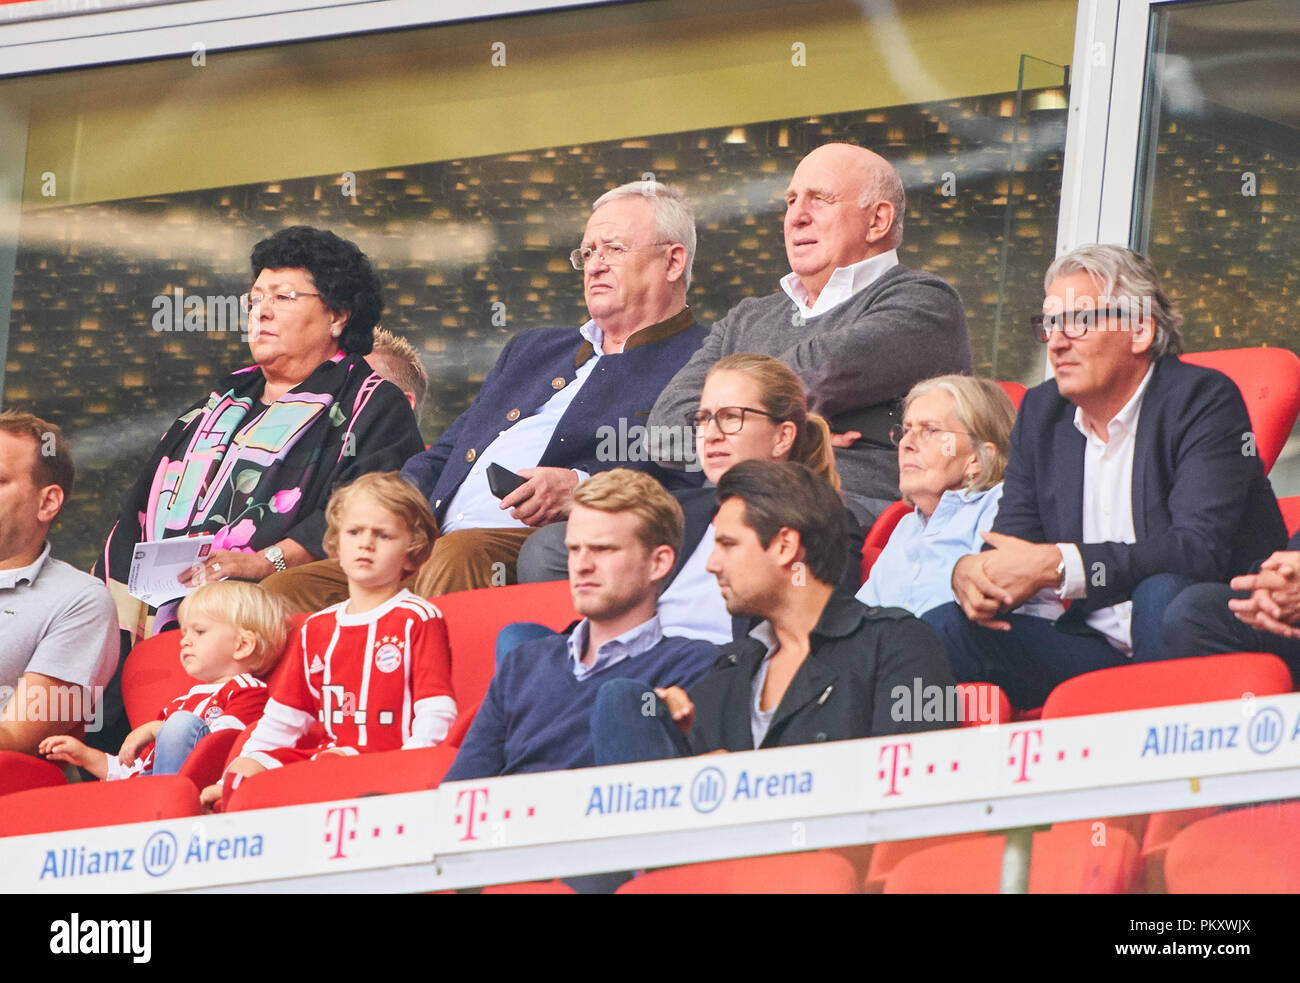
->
<box><xmin>569</xmin><ymin>240</ymin><xmax>675</xmax><ymax>271</ymax></box>
<box><xmin>889</xmin><ymin>422</ymin><xmax>972</xmax><ymax>447</ymax></box>
<box><xmin>240</xmin><ymin>289</ymin><xmax>323</xmax><ymax>314</ymax></box>
<box><xmin>1029</xmin><ymin>306</ymin><xmax>1131</xmax><ymax>342</ymax></box>
<box><xmin>686</xmin><ymin>405</ymin><xmax>783</xmax><ymax>435</ymax></box>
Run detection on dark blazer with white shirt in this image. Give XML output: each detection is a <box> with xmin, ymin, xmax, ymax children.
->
<box><xmin>991</xmin><ymin>354</ymin><xmax>1286</xmax><ymax>628</ymax></box>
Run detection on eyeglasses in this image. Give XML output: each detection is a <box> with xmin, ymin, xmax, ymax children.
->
<box><xmin>687</xmin><ymin>406</ymin><xmax>782</xmax><ymax>434</ymax></box>
<box><xmin>240</xmin><ymin>290</ymin><xmax>322</xmax><ymax>314</ymax></box>
<box><xmin>1030</xmin><ymin>307</ymin><xmax>1128</xmax><ymax>342</ymax></box>
<box><xmin>889</xmin><ymin>423</ymin><xmax>972</xmax><ymax>446</ymax></box>
<box><xmin>569</xmin><ymin>241</ymin><xmax>673</xmax><ymax>270</ymax></box>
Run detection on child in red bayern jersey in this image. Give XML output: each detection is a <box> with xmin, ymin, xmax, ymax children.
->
<box><xmin>201</xmin><ymin>471</ymin><xmax>455</xmax><ymax>808</ymax></box>
<box><xmin>40</xmin><ymin>580</ymin><xmax>287</xmax><ymax>779</ymax></box>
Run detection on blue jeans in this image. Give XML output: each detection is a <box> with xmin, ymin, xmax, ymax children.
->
<box><xmin>923</xmin><ymin>573</ymin><xmax>1197</xmax><ymax>709</ymax></box>
<box><xmin>591</xmin><ymin>678</ymin><xmax>693</xmax><ymax>766</ymax></box>
<box><xmin>151</xmin><ymin>711</ymin><xmax>210</xmax><ymax>775</ymax></box>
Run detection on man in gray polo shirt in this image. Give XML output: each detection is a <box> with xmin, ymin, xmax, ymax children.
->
<box><xmin>648</xmin><ymin>142</ymin><xmax>972</xmax><ymax>526</ymax></box>
<box><xmin>0</xmin><ymin>411</ymin><xmax>118</xmax><ymax>755</ymax></box>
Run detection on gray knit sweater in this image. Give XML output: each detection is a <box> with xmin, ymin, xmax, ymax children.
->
<box><xmin>649</xmin><ymin>264</ymin><xmax>972</xmax><ymax>511</ymax></box>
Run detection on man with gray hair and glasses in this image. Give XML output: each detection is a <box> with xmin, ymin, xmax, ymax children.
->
<box><xmin>394</xmin><ymin>180</ymin><xmax>707</xmax><ymax>597</ymax></box>
<box><xmin>926</xmin><ymin>244</ymin><xmax>1285</xmax><ymax>709</ymax></box>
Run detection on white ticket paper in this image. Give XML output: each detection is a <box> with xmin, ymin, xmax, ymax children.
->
<box><xmin>126</xmin><ymin>535</ymin><xmax>216</xmax><ymax>606</ymax></box>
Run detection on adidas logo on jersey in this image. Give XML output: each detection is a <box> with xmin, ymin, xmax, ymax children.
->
<box><xmin>309</xmin><ymin>655</ymin><xmax>325</xmax><ymax>674</ymax></box>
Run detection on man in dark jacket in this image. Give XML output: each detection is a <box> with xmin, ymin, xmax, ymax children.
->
<box><xmin>591</xmin><ymin>460</ymin><xmax>955</xmax><ymax>764</ymax></box>
<box><xmin>931</xmin><ymin>245</ymin><xmax>1286</xmax><ymax>709</ymax></box>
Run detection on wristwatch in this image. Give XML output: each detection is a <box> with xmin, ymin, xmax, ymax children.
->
<box><xmin>263</xmin><ymin>545</ymin><xmax>287</xmax><ymax>573</ymax></box>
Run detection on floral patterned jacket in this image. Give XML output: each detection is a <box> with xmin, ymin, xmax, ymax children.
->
<box><xmin>98</xmin><ymin>351</ymin><xmax>424</xmax><ymax>586</ymax></box>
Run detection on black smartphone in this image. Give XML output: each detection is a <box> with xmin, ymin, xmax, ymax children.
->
<box><xmin>487</xmin><ymin>462</ymin><xmax>528</xmax><ymax>499</ymax></box>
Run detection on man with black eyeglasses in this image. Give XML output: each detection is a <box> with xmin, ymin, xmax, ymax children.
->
<box><xmin>924</xmin><ymin>244</ymin><xmax>1285</xmax><ymax>709</ymax></box>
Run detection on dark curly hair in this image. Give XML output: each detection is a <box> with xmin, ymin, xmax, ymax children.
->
<box><xmin>250</xmin><ymin>226</ymin><xmax>382</xmax><ymax>355</ymax></box>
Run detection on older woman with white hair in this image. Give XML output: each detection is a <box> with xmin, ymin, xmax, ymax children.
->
<box><xmin>857</xmin><ymin>374</ymin><xmax>1026</xmax><ymax>617</ymax></box>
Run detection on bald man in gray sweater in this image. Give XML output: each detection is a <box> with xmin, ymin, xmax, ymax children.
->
<box><xmin>649</xmin><ymin>143</ymin><xmax>971</xmax><ymax>527</ymax></box>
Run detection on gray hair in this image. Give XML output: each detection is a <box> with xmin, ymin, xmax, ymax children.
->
<box><xmin>591</xmin><ymin>180</ymin><xmax>697</xmax><ymax>290</ymax></box>
<box><xmin>857</xmin><ymin>161</ymin><xmax>906</xmax><ymax>250</ymax></box>
<box><xmin>903</xmin><ymin>375</ymin><xmax>1015</xmax><ymax>493</ymax></box>
<box><xmin>1044</xmin><ymin>244</ymin><xmax>1183</xmax><ymax>358</ymax></box>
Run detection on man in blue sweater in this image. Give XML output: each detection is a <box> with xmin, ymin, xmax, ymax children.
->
<box><xmin>443</xmin><ymin>468</ymin><xmax>719</xmax><ymax>781</ymax></box>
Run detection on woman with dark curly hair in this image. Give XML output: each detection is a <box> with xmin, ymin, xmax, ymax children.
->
<box><xmin>98</xmin><ymin>226</ymin><xmax>424</xmax><ymax>646</ymax></box>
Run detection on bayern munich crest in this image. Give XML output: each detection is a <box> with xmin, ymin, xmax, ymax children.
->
<box><xmin>373</xmin><ymin>638</ymin><xmax>404</xmax><ymax>673</ymax></box>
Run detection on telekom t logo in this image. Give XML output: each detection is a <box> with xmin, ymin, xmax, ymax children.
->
<box><xmin>877</xmin><ymin>742</ymin><xmax>912</xmax><ymax>796</ymax></box>
<box><xmin>456</xmin><ymin>788</ymin><xmax>490</xmax><ymax>842</ymax></box>
<box><xmin>324</xmin><ymin>806</ymin><xmax>359</xmax><ymax>860</ymax></box>
<box><xmin>1008</xmin><ymin>729</ymin><xmax>1043</xmax><ymax>783</ymax></box>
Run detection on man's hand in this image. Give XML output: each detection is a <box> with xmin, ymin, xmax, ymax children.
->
<box><xmin>1230</xmin><ymin>552</ymin><xmax>1300</xmax><ymax>638</ymax></box>
<box><xmin>951</xmin><ymin>553</ymin><xmax>1014</xmax><ymax>630</ymax></box>
<box><xmin>178</xmin><ymin>548</ymin><xmax>273</xmax><ymax>587</ymax></box>
<box><xmin>829</xmin><ymin>430</ymin><xmax>862</xmax><ymax>449</ymax></box>
<box><xmin>978</xmin><ymin>532</ymin><xmax>1062</xmax><ymax>606</ymax></box>
<box><xmin>499</xmin><ymin>467</ymin><xmax>580</xmax><ymax>526</ymax></box>
<box><xmin>653</xmin><ymin>686</ymin><xmax>695</xmax><ymax>735</ymax></box>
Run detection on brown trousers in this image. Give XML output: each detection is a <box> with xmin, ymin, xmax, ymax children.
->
<box><xmin>261</xmin><ymin>526</ymin><xmax>538</xmax><ymax>614</ymax></box>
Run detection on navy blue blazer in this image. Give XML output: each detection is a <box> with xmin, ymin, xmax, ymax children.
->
<box><xmin>403</xmin><ymin>309</ymin><xmax>707</xmax><ymax>522</ymax></box>
<box><xmin>993</xmin><ymin>355</ymin><xmax>1286</xmax><ymax>624</ymax></box>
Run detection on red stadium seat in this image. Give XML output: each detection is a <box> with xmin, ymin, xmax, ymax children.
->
<box><xmin>482</xmin><ymin>879</ymin><xmax>577</xmax><ymax>894</ymax></box>
<box><xmin>615</xmin><ymin>851</ymin><xmax>858</xmax><ymax>894</ymax></box>
<box><xmin>1042</xmin><ymin>652</ymin><xmax>1293</xmax><ymax>889</ymax></box>
<box><xmin>883</xmin><ymin>822</ymin><xmax>1140</xmax><ymax>894</ymax></box>
<box><xmin>955</xmin><ymin>682</ymin><xmax>1012</xmax><ymax>727</ymax></box>
<box><xmin>224</xmin><ymin>744</ymin><xmax>458</xmax><ymax>811</ymax></box>
<box><xmin>1279</xmin><ymin>495</ymin><xmax>1300</xmax><ymax>537</ymax></box>
<box><xmin>1164</xmin><ymin>802</ymin><xmax>1300</xmax><ymax>893</ymax></box>
<box><xmin>434</xmin><ymin>581</ymin><xmax>578</xmax><ymax>734</ymax></box>
<box><xmin>177</xmin><ymin>728</ymin><xmax>243</xmax><ymax>790</ymax></box>
<box><xmin>0</xmin><ymin>775</ymin><xmax>200</xmax><ymax>837</ymax></box>
<box><xmin>996</xmin><ymin>380</ymin><xmax>1027</xmax><ymax>410</ymax></box>
<box><xmin>1180</xmin><ymin>347</ymin><xmax>1300</xmax><ymax>474</ymax></box>
<box><xmin>863</xmin><ymin>834</ymin><xmax>984</xmax><ymax>893</ymax></box>
<box><xmin>120</xmin><ymin>630</ymin><xmax>193</xmax><ymax>729</ymax></box>
<box><xmin>1042</xmin><ymin>652</ymin><xmax>1292</xmax><ymax>719</ymax></box>
<box><xmin>860</xmin><ymin>500</ymin><xmax>910</xmax><ymax>583</ymax></box>
<box><xmin>0</xmin><ymin>750</ymin><xmax>67</xmax><ymax>797</ymax></box>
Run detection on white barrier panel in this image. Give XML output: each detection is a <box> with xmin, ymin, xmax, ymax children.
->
<box><xmin>2</xmin><ymin>692</ymin><xmax>1299</xmax><ymax>892</ymax></box>
<box><xmin>1</xmin><ymin>792</ymin><xmax>439</xmax><ymax>894</ymax></box>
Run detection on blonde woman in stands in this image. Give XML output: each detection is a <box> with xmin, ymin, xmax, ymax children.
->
<box><xmin>857</xmin><ymin>375</ymin><xmax>1028</xmax><ymax>619</ymax></box>
<box><xmin>513</xmin><ymin>353</ymin><xmax>862</xmax><ymax>648</ymax></box>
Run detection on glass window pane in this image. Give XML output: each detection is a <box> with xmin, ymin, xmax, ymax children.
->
<box><xmin>0</xmin><ymin>0</ymin><xmax>1075</xmax><ymax>569</ymax></box>
<box><xmin>1134</xmin><ymin>0</ymin><xmax>1300</xmax><ymax>489</ymax></box>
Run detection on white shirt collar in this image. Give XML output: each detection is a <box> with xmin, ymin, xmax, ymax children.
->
<box><xmin>579</xmin><ymin>320</ymin><xmax>606</xmax><ymax>355</ymax></box>
<box><xmin>779</xmin><ymin>249</ymin><xmax>899</xmax><ymax>318</ymax></box>
<box><xmin>1072</xmin><ymin>364</ymin><xmax>1156</xmax><ymax>443</ymax></box>
<box><xmin>0</xmin><ymin>541</ymin><xmax>51</xmax><ymax>590</ymax></box>
<box><xmin>566</xmin><ymin>614</ymin><xmax>664</xmax><ymax>679</ymax></box>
